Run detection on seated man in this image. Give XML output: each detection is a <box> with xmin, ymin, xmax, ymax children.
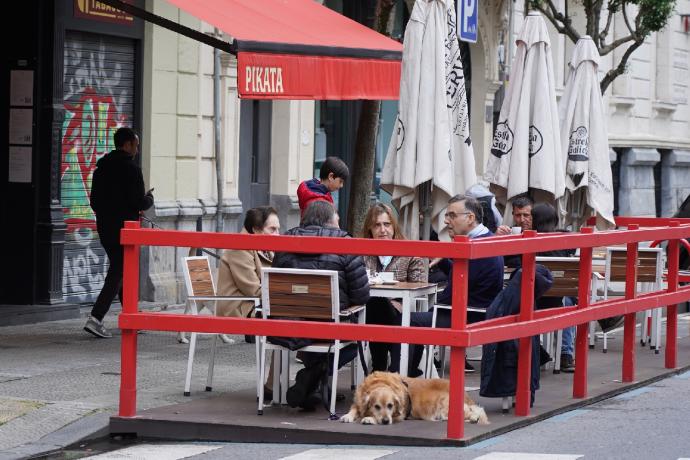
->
<box><xmin>495</xmin><ymin>195</ymin><xmax>534</xmax><ymax>268</ymax></box>
<box><xmin>272</xmin><ymin>200</ymin><xmax>370</xmax><ymax>410</ymax></box>
<box><xmin>408</xmin><ymin>195</ymin><xmax>504</xmax><ymax>376</ymax></box>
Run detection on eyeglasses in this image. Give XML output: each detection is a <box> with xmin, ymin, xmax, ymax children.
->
<box><xmin>445</xmin><ymin>211</ymin><xmax>472</xmax><ymax>220</ymax></box>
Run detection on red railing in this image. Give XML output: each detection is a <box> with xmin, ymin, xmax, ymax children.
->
<box><xmin>118</xmin><ymin>217</ymin><xmax>690</xmax><ymax>439</ymax></box>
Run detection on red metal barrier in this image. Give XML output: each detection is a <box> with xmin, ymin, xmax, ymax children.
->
<box><xmin>118</xmin><ymin>218</ymin><xmax>690</xmax><ymax>440</ymax></box>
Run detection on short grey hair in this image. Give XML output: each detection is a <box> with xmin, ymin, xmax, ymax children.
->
<box><xmin>448</xmin><ymin>194</ymin><xmax>483</xmax><ymax>221</ymax></box>
<box><xmin>301</xmin><ymin>200</ymin><xmax>336</xmax><ymax>227</ymax></box>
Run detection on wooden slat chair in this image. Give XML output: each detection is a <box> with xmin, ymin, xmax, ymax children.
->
<box><xmin>258</xmin><ymin>267</ymin><xmax>365</xmax><ymax>416</ymax></box>
<box><xmin>181</xmin><ymin>256</ymin><xmax>260</xmax><ymax>396</ymax></box>
<box><xmin>598</xmin><ymin>247</ymin><xmax>664</xmax><ymax>353</ymax></box>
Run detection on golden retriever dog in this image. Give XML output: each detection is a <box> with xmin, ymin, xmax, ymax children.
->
<box><xmin>340</xmin><ymin>371</ymin><xmax>489</xmax><ymax>425</ymax></box>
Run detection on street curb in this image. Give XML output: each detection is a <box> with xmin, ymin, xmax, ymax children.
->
<box><xmin>0</xmin><ymin>412</ymin><xmax>111</xmax><ymax>460</ymax></box>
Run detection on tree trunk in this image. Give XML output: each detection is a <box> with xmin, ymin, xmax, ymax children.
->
<box><xmin>347</xmin><ymin>100</ymin><xmax>381</xmax><ymax>235</ymax></box>
<box><xmin>346</xmin><ymin>0</ymin><xmax>395</xmax><ymax>235</ymax></box>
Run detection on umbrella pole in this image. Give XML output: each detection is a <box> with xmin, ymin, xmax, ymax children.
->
<box><xmin>421</xmin><ymin>181</ymin><xmax>432</xmax><ymax>241</ymax></box>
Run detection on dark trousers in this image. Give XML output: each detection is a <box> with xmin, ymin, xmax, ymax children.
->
<box><xmin>366</xmin><ymin>297</ymin><xmax>403</xmax><ymax>372</ymax></box>
<box><xmin>408</xmin><ymin>308</ymin><xmax>485</xmax><ymax>376</ymax></box>
<box><xmin>301</xmin><ymin>343</ymin><xmax>358</xmax><ymax>375</ymax></box>
<box><xmin>91</xmin><ymin>238</ymin><xmax>123</xmax><ymax>321</ymax></box>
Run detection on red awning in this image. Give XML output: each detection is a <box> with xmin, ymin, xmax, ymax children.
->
<box><xmin>165</xmin><ymin>0</ymin><xmax>402</xmax><ymax>100</ymax></box>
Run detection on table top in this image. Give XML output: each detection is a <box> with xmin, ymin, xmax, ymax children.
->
<box><xmin>369</xmin><ymin>281</ymin><xmax>437</xmax><ymax>291</ymax></box>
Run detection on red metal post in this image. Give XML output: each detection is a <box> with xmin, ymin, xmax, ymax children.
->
<box><xmin>447</xmin><ymin>235</ymin><xmax>469</xmax><ymax>440</ymax></box>
<box><xmin>515</xmin><ymin>230</ymin><xmax>536</xmax><ymax>416</ymax></box>
<box><xmin>666</xmin><ymin>221</ymin><xmax>680</xmax><ymax>369</ymax></box>
<box><xmin>119</xmin><ymin>221</ymin><xmax>140</xmax><ymax>417</ymax></box>
<box><xmin>574</xmin><ymin>226</ymin><xmax>594</xmax><ymax>398</ymax></box>
<box><xmin>622</xmin><ymin>224</ymin><xmax>639</xmax><ymax>382</ymax></box>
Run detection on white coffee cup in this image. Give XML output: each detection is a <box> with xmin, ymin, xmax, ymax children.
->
<box><xmin>379</xmin><ymin>272</ymin><xmax>395</xmax><ymax>282</ymax></box>
<box><xmin>511</xmin><ymin>226</ymin><xmax>522</xmax><ymax>235</ymax></box>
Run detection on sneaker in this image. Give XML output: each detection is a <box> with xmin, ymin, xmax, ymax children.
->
<box><xmin>465</xmin><ymin>360</ymin><xmax>475</xmax><ymax>373</ymax></box>
<box><xmin>560</xmin><ymin>354</ymin><xmax>575</xmax><ymax>373</ymax></box>
<box><xmin>286</xmin><ymin>364</ymin><xmax>323</xmax><ymax>409</ymax></box>
<box><xmin>84</xmin><ymin>316</ymin><xmax>112</xmax><ymax>338</ymax></box>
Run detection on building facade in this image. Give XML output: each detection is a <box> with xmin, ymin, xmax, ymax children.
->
<box><xmin>2</xmin><ymin>0</ymin><xmax>689</xmax><ymax>322</ymax></box>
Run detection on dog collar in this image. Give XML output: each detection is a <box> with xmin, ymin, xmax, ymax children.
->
<box><xmin>401</xmin><ymin>380</ymin><xmax>412</xmax><ymax>419</ymax></box>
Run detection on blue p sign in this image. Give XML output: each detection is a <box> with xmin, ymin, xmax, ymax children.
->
<box><xmin>458</xmin><ymin>0</ymin><xmax>478</xmax><ymax>43</ymax></box>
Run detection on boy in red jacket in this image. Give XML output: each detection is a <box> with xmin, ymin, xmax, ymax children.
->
<box><xmin>297</xmin><ymin>156</ymin><xmax>349</xmax><ymax>216</ymax></box>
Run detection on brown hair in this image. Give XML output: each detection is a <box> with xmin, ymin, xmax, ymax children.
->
<box><xmin>360</xmin><ymin>203</ymin><xmax>405</xmax><ymax>240</ymax></box>
<box><xmin>243</xmin><ymin>206</ymin><xmax>278</xmax><ymax>234</ymax></box>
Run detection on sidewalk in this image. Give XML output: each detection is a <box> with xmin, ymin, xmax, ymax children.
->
<box><xmin>0</xmin><ymin>303</ymin><xmax>257</xmax><ymax>459</ymax></box>
<box><xmin>2</xmin><ymin>307</ymin><xmax>689</xmax><ymax>455</ymax></box>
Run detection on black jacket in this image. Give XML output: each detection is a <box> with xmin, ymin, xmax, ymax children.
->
<box><xmin>90</xmin><ymin>149</ymin><xmax>153</xmax><ymax>244</ymax></box>
<box><xmin>272</xmin><ymin>225</ymin><xmax>370</xmax><ymax>309</ymax></box>
<box><xmin>480</xmin><ymin>265</ymin><xmax>553</xmax><ymax>399</ymax></box>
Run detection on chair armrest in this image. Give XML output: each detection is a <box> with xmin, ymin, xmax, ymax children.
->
<box><xmin>340</xmin><ymin>305</ymin><xmax>366</xmax><ymax>317</ymax></box>
<box><xmin>433</xmin><ymin>304</ymin><xmax>452</xmax><ymax>311</ymax></box>
<box><xmin>188</xmin><ymin>296</ymin><xmax>260</xmax><ymax>303</ymax></box>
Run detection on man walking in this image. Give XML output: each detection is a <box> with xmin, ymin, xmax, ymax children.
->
<box><xmin>84</xmin><ymin>127</ymin><xmax>153</xmax><ymax>338</ymax></box>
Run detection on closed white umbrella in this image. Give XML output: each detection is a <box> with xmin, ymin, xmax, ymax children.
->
<box><xmin>558</xmin><ymin>36</ymin><xmax>615</xmax><ymax>229</ymax></box>
<box><xmin>382</xmin><ymin>0</ymin><xmax>476</xmax><ymax>240</ymax></box>
<box><xmin>485</xmin><ymin>12</ymin><xmax>564</xmax><ymax>224</ymax></box>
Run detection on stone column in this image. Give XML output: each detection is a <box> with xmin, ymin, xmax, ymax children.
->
<box><xmin>660</xmin><ymin>149</ymin><xmax>690</xmax><ymax>217</ymax></box>
<box><xmin>617</xmin><ymin>148</ymin><xmax>660</xmax><ymax>217</ymax></box>
<box><xmin>140</xmin><ymin>200</ymin><xmax>180</xmax><ymax>303</ymax></box>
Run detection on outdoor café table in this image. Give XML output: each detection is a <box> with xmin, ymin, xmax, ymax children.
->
<box><xmin>368</xmin><ymin>281</ymin><xmax>438</xmax><ymax>377</ymax></box>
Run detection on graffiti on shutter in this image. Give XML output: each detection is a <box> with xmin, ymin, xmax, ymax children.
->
<box><xmin>60</xmin><ymin>31</ymin><xmax>135</xmax><ymax>303</ymax></box>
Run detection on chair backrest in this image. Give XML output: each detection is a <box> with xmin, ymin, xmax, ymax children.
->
<box><xmin>182</xmin><ymin>256</ymin><xmax>216</xmax><ymax>297</ymax></box>
<box><xmin>535</xmin><ymin>256</ymin><xmax>581</xmax><ymax>298</ymax></box>
<box><xmin>606</xmin><ymin>247</ymin><xmax>663</xmax><ymax>285</ymax></box>
<box><xmin>260</xmin><ymin>268</ymin><xmax>340</xmax><ymax>321</ymax></box>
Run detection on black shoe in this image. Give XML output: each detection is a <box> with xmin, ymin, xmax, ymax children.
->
<box><xmin>539</xmin><ymin>345</ymin><xmax>552</xmax><ymax>366</ymax></box>
<box><xmin>286</xmin><ymin>365</ymin><xmax>323</xmax><ymax>409</ymax></box>
<box><xmin>560</xmin><ymin>354</ymin><xmax>575</xmax><ymax>373</ymax></box>
<box><xmin>407</xmin><ymin>368</ymin><xmax>424</xmax><ymax>378</ymax></box>
<box><xmin>263</xmin><ymin>386</ymin><xmax>273</xmax><ymax>401</ymax></box>
<box><xmin>599</xmin><ymin>315</ymin><xmax>625</xmax><ymax>333</ymax></box>
<box><xmin>465</xmin><ymin>360</ymin><xmax>475</xmax><ymax>373</ymax></box>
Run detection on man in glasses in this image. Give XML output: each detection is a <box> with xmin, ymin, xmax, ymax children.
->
<box><xmin>407</xmin><ymin>195</ymin><xmax>504</xmax><ymax>375</ymax></box>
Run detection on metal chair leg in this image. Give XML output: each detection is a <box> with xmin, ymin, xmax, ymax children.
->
<box><xmin>206</xmin><ymin>334</ymin><xmax>218</xmax><ymax>391</ymax></box>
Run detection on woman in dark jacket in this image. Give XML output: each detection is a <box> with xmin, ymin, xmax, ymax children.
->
<box><xmin>272</xmin><ymin>200</ymin><xmax>369</xmax><ymax>410</ymax></box>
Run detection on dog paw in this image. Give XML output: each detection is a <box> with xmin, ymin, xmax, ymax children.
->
<box><xmin>340</xmin><ymin>413</ymin><xmax>356</xmax><ymax>423</ymax></box>
<box><xmin>361</xmin><ymin>417</ymin><xmax>376</xmax><ymax>425</ymax></box>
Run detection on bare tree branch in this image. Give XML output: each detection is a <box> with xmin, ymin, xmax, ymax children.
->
<box><xmin>532</xmin><ymin>0</ymin><xmax>581</xmax><ymax>43</ymax></box>
<box><xmin>599</xmin><ymin>7</ymin><xmax>615</xmax><ymax>48</ymax></box>
<box><xmin>599</xmin><ymin>34</ymin><xmax>636</xmax><ymax>56</ymax></box>
<box><xmin>622</xmin><ymin>2</ymin><xmax>635</xmax><ymax>37</ymax></box>
<box><xmin>600</xmin><ymin>38</ymin><xmax>643</xmax><ymax>94</ymax></box>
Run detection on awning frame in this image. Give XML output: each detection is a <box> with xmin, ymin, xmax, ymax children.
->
<box><xmin>100</xmin><ymin>0</ymin><xmax>237</xmax><ymax>55</ymax></box>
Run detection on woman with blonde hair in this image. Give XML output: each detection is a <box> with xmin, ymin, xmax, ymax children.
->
<box><xmin>361</xmin><ymin>203</ymin><xmax>427</xmax><ymax>373</ymax></box>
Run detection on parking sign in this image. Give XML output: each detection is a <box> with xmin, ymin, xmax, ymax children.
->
<box><xmin>457</xmin><ymin>0</ymin><xmax>478</xmax><ymax>43</ymax></box>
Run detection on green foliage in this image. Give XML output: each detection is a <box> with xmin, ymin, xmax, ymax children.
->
<box><xmin>629</xmin><ymin>0</ymin><xmax>676</xmax><ymax>35</ymax></box>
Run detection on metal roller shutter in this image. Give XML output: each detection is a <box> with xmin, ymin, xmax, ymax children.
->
<box><xmin>60</xmin><ymin>30</ymin><xmax>136</xmax><ymax>304</ymax></box>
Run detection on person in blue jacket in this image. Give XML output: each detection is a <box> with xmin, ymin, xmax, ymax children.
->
<box><xmin>407</xmin><ymin>195</ymin><xmax>504</xmax><ymax>376</ymax></box>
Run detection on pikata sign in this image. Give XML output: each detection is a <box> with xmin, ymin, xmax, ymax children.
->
<box><xmin>74</xmin><ymin>0</ymin><xmax>134</xmax><ymax>25</ymax></box>
<box><xmin>236</xmin><ymin>51</ymin><xmax>401</xmax><ymax>100</ymax></box>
